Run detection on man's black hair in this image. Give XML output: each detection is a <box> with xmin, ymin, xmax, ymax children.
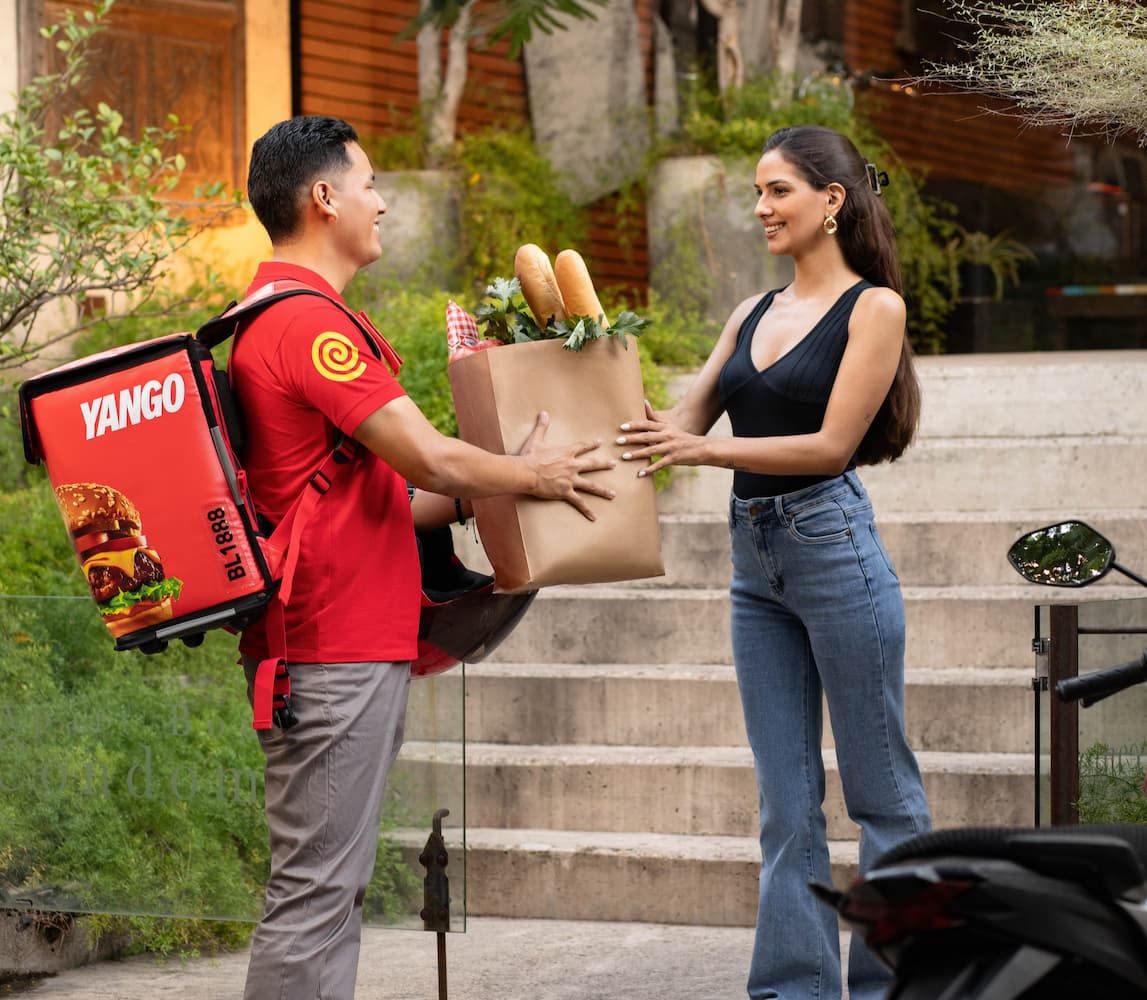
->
<box><xmin>248</xmin><ymin>116</ymin><xmax>359</xmax><ymax>243</ymax></box>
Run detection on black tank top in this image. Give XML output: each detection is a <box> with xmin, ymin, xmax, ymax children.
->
<box><xmin>717</xmin><ymin>279</ymin><xmax>872</xmax><ymax>499</ymax></box>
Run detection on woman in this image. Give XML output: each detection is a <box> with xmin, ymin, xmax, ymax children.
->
<box><xmin>617</xmin><ymin>125</ymin><xmax>932</xmax><ymax>1000</ymax></box>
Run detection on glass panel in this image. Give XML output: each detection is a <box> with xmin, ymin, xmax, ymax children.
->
<box><xmin>1074</xmin><ymin>595</ymin><xmax>1147</xmax><ymax>825</ymax></box>
<box><xmin>1036</xmin><ymin>603</ymin><xmax>1051</xmax><ymax>827</ymax></box>
<box><xmin>0</xmin><ymin>594</ymin><xmax>465</xmax><ymax>930</ymax></box>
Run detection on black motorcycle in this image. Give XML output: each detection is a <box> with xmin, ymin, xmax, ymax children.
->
<box><xmin>810</xmin><ymin>520</ymin><xmax>1147</xmax><ymax>999</ymax></box>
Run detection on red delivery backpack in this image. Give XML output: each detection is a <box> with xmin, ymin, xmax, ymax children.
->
<box><xmin>19</xmin><ymin>283</ymin><xmax>534</xmax><ymax>728</ymax></box>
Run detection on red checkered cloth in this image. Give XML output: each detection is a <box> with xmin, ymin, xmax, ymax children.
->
<box><xmin>446</xmin><ymin>300</ymin><xmax>500</xmax><ymax>362</ymax></box>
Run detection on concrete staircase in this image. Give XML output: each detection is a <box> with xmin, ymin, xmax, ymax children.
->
<box><xmin>431</xmin><ymin>351</ymin><xmax>1147</xmax><ymax>926</ymax></box>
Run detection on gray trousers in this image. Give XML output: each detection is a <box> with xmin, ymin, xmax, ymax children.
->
<box><xmin>242</xmin><ymin>659</ymin><xmax>412</xmax><ymax>1000</ymax></box>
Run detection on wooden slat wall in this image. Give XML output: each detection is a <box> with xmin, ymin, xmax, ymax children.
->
<box><xmin>843</xmin><ymin>3</ymin><xmax>1075</xmax><ymax>192</ymax></box>
<box><xmin>298</xmin><ymin>0</ymin><xmax>528</xmax><ymax>136</ymax></box>
<box><xmin>588</xmin><ymin>188</ymin><xmax>651</xmax><ymax>304</ymax></box>
<box><xmin>297</xmin><ymin>0</ymin><xmax>651</xmax><ymax>296</ymax></box>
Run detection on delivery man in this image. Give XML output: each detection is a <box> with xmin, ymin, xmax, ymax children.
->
<box><xmin>233</xmin><ymin>114</ymin><xmax>615</xmax><ymax>1000</ymax></box>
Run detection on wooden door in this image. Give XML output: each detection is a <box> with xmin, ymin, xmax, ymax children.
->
<box><xmin>21</xmin><ymin>0</ymin><xmax>247</xmax><ymax>198</ymax></box>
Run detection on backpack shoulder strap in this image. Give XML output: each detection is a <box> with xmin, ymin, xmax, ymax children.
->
<box><xmin>249</xmin><ymin>436</ymin><xmax>359</xmax><ymax>731</ymax></box>
<box><xmin>195</xmin><ymin>280</ymin><xmax>382</xmax><ymax>359</ymax></box>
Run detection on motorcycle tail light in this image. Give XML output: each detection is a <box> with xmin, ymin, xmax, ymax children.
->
<box><xmin>840</xmin><ymin>878</ymin><xmax>977</xmax><ymax>948</ymax></box>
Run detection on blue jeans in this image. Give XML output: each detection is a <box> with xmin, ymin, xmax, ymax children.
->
<box><xmin>728</xmin><ymin>471</ymin><xmax>931</xmax><ymax>1000</ymax></box>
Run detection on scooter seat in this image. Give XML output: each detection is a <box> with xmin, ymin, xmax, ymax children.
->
<box><xmin>874</xmin><ymin>824</ymin><xmax>1147</xmax><ymax>899</ymax></box>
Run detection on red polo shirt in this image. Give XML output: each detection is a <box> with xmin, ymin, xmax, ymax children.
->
<box><xmin>231</xmin><ymin>262</ymin><xmax>419</xmax><ymax>662</ymax></box>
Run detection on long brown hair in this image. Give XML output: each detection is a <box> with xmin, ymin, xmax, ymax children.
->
<box><xmin>763</xmin><ymin>125</ymin><xmax>920</xmax><ymax>465</ymax></box>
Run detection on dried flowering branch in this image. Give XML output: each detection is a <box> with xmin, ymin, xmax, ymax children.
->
<box><xmin>917</xmin><ymin>0</ymin><xmax>1147</xmax><ymax>145</ymax></box>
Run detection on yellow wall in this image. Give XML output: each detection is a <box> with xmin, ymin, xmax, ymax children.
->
<box><xmin>1</xmin><ymin>0</ymin><xmax>19</xmax><ymax>115</ymax></box>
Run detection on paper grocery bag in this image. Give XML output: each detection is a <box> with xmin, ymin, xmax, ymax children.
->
<box><xmin>448</xmin><ymin>335</ymin><xmax>665</xmax><ymax>592</ymax></box>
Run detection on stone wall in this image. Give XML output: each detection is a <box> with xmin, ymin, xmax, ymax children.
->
<box><xmin>647</xmin><ymin>155</ymin><xmax>791</xmax><ymax>324</ymax></box>
<box><xmin>0</xmin><ymin>913</ymin><xmax>124</xmax><ymax>978</ymax></box>
<box><xmin>366</xmin><ymin>170</ymin><xmax>464</xmax><ymax>289</ymax></box>
<box><xmin>523</xmin><ymin>1</ymin><xmax>650</xmax><ymax>205</ymax></box>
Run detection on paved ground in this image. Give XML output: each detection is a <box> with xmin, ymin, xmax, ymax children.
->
<box><xmin>7</xmin><ymin>917</ymin><xmax>785</xmax><ymax>999</ymax></box>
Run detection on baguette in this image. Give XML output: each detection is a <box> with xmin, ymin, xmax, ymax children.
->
<box><xmin>514</xmin><ymin>244</ymin><xmax>567</xmax><ymax>328</ymax></box>
<box><xmin>554</xmin><ymin>249</ymin><xmax>609</xmax><ymax>327</ymax></box>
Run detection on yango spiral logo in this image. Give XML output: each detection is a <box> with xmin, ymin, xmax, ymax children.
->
<box><xmin>311</xmin><ymin>331</ymin><xmax>366</xmax><ymax>382</ymax></box>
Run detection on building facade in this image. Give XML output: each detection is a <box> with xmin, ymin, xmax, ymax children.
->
<box><xmin>10</xmin><ymin>0</ymin><xmax>1146</xmax><ymax>350</ymax></box>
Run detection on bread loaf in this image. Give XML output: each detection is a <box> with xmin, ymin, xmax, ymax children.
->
<box><xmin>514</xmin><ymin>244</ymin><xmax>567</xmax><ymax>328</ymax></box>
<box><xmin>554</xmin><ymin>249</ymin><xmax>609</xmax><ymax>327</ymax></box>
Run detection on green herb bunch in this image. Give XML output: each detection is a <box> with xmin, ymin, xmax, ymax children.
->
<box><xmin>475</xmin><ymin>276</ymin><xmax>650</xmax><ymax>352</ymax></box>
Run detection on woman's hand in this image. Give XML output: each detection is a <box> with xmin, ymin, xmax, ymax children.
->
<box><xmin>518</xmin><ymin>411</ymin><xmax>616</xmax><ymax>520</ymax></box>
<box><xmin>616</xmin><ymin>401</ymin><xmax>709</xmax><ymax>477</ymax></box>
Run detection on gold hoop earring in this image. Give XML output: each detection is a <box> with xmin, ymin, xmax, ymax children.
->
<box><xmin>823</xmin><ymin>214</ymin><xmax>839</xmax><ymax>236</ymax></box>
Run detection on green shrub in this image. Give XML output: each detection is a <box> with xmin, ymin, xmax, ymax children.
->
<box><xmin>359</xmin><ymin>127</ymin><xmax>428</xmax><ymax>173</ymax></box>
<box><xmin>670</xmin><ymin>72</ymin><xmax>863</xmax><ymax>158</ymax></box>
<box><xmin>1077</xmin><ymin>741</ymin><xmax>1147</xmax><ymax>824</ymax></box>
<box><xmin>0</xmin><ymin>579</ymin><xmax>268</xmax><ymax>924</ymax></box>
<box><xmin>344</xmin><ymin>282</ymin><xmax>462</xmax><ymax>437</ymax></box>
<box><xmin>0</xmin><ymin>386</ymin><xmax>45</xmax><ymax>492</ymax></box>
<box><xmin>361</xmin><ymin>126</ymin><xmax>592</xmax><ymax>297</ymax></box>
<box><xmin>0</xmin><ymin>485</ymin><xmax>82</xmax><ymax>595</ymax></box>
<box><xmin>454</xmin><ymin>130</ymin><xmax>588</xmax><ymax>295</ymax></box>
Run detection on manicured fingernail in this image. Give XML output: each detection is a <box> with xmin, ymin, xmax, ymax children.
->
<box><xmin>637</xmin><ymin>469</ymin><xmax>646</xmax><ymax>477</ymax></box>
<box><xmin>620</xmin><ymin>423</ymin><xmax>630</xmax><ymax>431</ymax></box>
<box><xmin>621</xmin><ymin>452</ymin><xmax>632</xmax><ymax>460</ymax></box>
<box><xmin>616</xmin><ymin>436</ymin><xmax>626</xmax><ymax>444</ymax></box>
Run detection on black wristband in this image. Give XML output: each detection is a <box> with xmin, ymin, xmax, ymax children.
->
<box><xmin>454</xmin><ymin>497</ymin><xmax>466</xmax><ymax>525</ymax></box>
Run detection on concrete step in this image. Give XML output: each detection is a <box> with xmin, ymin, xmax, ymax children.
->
<box><xmin>668</xmin><ymin>351</ymin><xmax>1147</xmax><ymax>441</ymax></box>
<box><xmin>655</xmin><ymin>436</ymin><xmax>1147</xmax><ymax>515</ymax></box>
<box><xmin>485</xmin><ymin>583</ymin><xmax>1144</xmax><ymax>670</ymax></box>
<box><xmin>912</xmin><ymin>351</ymin><xmax>1147</xmax><ymax>439</ymax></box>
<box><xmin>446</xmin><ymin>828</ymin><xmax>859</xmax><ymax>926</ymax></box>
<box><xmin>399</xmin><ymin>742</ymin><xmax>1035</xmax><ymax>838</ymax></box>
<box><xmin>498</xmin><ymin>511</ymin><xmax>1147</xmax><ymax>590</ymax></box>
<box><xmin>464</xmin><ymin>663</ymin><xmax>1036</xmax><ymax>754</ymax></box>
<box><xmin>879</xmin><ymin>511</ymin><xmax>1147</xmax><ymax>589</ymax></box>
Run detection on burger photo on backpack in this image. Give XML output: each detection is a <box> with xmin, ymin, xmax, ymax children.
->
<box><xmin>54</xmin><ymin>482</ymin><xmax>184</xmax><ymax>637</ymax></box>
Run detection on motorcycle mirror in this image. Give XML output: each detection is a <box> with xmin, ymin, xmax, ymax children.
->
<box><xmin>1007</xmin><ymin>520</ymin><xmax>1115</xmax><ymax>587</ymax></box>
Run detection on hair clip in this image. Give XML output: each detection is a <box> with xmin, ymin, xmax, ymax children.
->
<box><xmin>865</xmin><ymin>163</ymin><xmax>890</xmax><ymax>196</ymax></box>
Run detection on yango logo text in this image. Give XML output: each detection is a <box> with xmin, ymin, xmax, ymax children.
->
<box><xmin>81</xmin><ymin>374</ymin><xmax>186</xmax><ymax>440</ymax></box>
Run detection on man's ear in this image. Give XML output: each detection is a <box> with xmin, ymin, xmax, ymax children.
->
<box><xmin>312</xmin><ymin>180</ymin><xmax>337</xmax><ymax>219</ymax></box>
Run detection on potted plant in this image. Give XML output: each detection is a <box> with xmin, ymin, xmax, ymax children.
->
<box><xmin>949</xmin><ymin>227</ymin><xmax>1037</xmax><ymax>301</ymax></box>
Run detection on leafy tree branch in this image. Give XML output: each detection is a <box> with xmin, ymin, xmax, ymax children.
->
<box><xmin>410</xmin><ymin>0</ymin><xmax>607</xmax><ymax>58</ymax></box>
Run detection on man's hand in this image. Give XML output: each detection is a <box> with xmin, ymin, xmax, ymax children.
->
<box><xmin>518</xmin><ymin>411</ymin><xmax>616</xmax><ymax>520</ymax></box>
